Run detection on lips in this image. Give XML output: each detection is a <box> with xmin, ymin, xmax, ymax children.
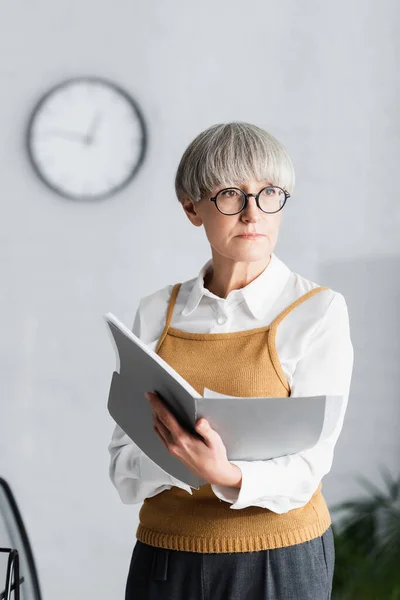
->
<box><xmin>237</xmin><ymin>233</ymin><xmax>265</xmax><ymax>237</ymax></box>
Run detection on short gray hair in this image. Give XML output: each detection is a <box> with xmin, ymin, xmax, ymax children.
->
<box><xmin>174</xmin><ymin>122</ymin><xmax>295</xmax><ymax>203</ymax></box>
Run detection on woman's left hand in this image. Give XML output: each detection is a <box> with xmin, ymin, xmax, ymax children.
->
<box><xmin>145</xmin><ymin>391</ymin><xmax>241</xmax><ymax>488</ymax></box>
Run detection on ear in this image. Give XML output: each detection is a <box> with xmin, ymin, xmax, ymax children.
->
<box><xmin>180</xmin><ymin>196</ymin><xmax>203</xmax><ymax>227</ymax></box>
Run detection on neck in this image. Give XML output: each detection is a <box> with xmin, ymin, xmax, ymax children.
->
<box><xmin>204</xmin><ymin>254</ymin><xmax>272</xmax><ymax>298</ymax></box>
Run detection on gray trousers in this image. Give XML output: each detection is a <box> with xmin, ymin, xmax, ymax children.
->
<box><xmin>125</xmin><ymin>525</ymin><xmax>335</xmax><ymax>600</ymax></box>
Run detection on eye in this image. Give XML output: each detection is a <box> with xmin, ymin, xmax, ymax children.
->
<box><xmin>262</xmin><ymin>186</ymin><xmax>276</xmax><ymax>195</ymax></box>
<box><xmin>221</xmin><ymin>188</ymin><xmax>240</xmax><ymax>197</ymax></box>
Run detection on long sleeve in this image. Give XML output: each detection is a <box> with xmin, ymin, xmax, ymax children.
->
<box><xmin>107</xmin><ymin>301</ymin><xmax>193</xmax><ymax>504</ymax></box>
<box><xmin>211</xmin><ymin>292</ymin><xmax>354</xmax><ymax>513</ymax></box>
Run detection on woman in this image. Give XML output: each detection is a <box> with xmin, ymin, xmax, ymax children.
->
<box><xmin>108</xmin><ymin>122</ymin><xmax>354</xmax><ymax>600</ymax></box>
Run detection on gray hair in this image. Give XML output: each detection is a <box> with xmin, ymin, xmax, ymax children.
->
<box><xmin>174</xmin><ymin>122</ymin><xmax>295</xmax><ymax>203</ymax></box>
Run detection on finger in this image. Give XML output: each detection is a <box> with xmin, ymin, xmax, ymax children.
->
<box><xmin>149</xmin><ymin>393</ymin><xmax>181</xmax><ymax>437</ymax></box>
<box><xmin>146</xmin><ymin>392</ymin><xmax>164</xmax><ymax>412</ymax></box>
<box><xmin>154</xmin><ymin>423</ymin><xmax>169</xmax><ymax>448</ymax></box>
<box><xmin>154</xmin><ymin>412</ymin><xmax>173</xmax><ymax>445</ymax></box>
<box><xmin>195</xmin><ymin>418</ymin><xmax>213</xmax><ymax>446</ymax></box>
<box><xmin>153</xmin><ymin>418</ymin><xmax>170</xmax><ymax>448</ymax></box>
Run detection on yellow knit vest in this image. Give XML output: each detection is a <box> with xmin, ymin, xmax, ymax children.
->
<box><xmin>136</xmin><ymin>283</ymin><xmax>332</xmax><ymax>553</ymax></box>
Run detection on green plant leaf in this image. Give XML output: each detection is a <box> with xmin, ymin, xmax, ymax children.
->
<box><xmin>379</xmin><ymin>464</ymin><xmax>400</xmax><ymax>501</ymax></box>
<box><xmin>331</xmin><ymin>468</ymin><xmax>400</xmax><ymax>598</ymax></box>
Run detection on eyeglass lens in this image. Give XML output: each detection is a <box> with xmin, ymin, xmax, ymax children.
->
<box><xmin>215</xmin><ymin>187</ymin><xmax>285</xmax><ymax>214</ymax></box>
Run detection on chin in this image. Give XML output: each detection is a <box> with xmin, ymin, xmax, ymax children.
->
<box><xmin>232</xmin><ymin>250</ymin><xmax>271</xmax><ymax>262</ymax></box>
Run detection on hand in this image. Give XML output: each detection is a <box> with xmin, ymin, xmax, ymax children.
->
<box><xmin>84</xmin><ymin>111</ymin><xmax>102</xmax><ymax>145</ymax></box>
<box><xmin>43</xmin><ymin>128</ymin><xmax>88</xmax><ymax>143</ymax></box>
<box><xmin>145</xmin><ymin>391</ymin><xmax>242</xmax><ymax>488</ymax></box>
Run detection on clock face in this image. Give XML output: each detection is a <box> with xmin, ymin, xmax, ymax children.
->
<box><xmin>26</xmin><ymin>76</ymin><xmax>147</xmax><ymax>200</ymax></box>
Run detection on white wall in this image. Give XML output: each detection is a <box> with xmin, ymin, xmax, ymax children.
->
<box><xmin>0</xmin><ymin>1</ymin><xmax>399</xmax><ymax>598</ymax></box>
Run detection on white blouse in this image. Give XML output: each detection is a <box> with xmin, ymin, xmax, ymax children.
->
<box><xmin>108</xmin><ymin>253</ymin><xmax>354</xmax><ymax>514</ymax></box>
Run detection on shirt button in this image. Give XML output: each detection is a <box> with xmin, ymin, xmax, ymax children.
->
<box><xmin>217</xmin><ymin>316</ymin><xmax>227</xmax><ymax>325</ymax></box>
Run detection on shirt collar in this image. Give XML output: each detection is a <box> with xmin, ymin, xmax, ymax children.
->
<box><xmin>180</xmin><ymin>253</ymin><xmax>292</xmax><ymax>320</ymax></box>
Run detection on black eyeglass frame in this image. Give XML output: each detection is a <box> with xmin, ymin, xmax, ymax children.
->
<box><xmin>209</xmin><ymin>185</ymin><xmax>290</xmax><ymax>215</ymax></box>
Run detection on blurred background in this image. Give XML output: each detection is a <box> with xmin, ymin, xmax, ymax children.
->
<box><xmin>0</xmin><ymin>1</ymin><xmax>399</xmax><ymax>598</ymax></box>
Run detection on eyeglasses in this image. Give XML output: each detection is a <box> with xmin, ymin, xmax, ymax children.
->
<box><xmin>209</xmin><ymin>186</ymin><xmax>290</xmax><ymax>215</ymax></box>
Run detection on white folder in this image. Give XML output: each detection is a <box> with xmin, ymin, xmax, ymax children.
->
<box><xmin>104</xmin><ymin>312</ymin><xmax>344</xmax><ymax>489</ymax></box>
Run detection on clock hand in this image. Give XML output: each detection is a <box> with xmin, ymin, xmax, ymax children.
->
<box><xmin>43</xmin><ymin>129</ymin><xmax>88</xmax><ymax>143</ymax></box>
<box><xmin>84</xmin><ymin>112</ymin><xmax>102</xmax><ymax>145</ymax></box>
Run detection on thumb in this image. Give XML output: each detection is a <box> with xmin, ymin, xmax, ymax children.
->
<box><xmin>196</xmin><ymin>419</ymin><xmax>216</xmax><ymax>447</ymax></box>
<box><xmin>196</xmin><ymin>419</ymin><xmax>210</xmax><ymax>433</ymax></box>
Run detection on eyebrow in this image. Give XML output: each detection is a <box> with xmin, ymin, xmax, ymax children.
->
<box><xmin>239</xmin><ymin>182</ymin><xmax>273</xmax><ymax>188</ymax></box>
<box><xmin>215</xmin><ymin>181</ymin><xmax>274</xmax><ymax>192</ymax></box>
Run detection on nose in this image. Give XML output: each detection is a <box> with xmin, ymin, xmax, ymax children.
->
<box><xmin>241</xmin><ymin>195</ymin><xmax>262</xmax><ymax>221</ymax></box>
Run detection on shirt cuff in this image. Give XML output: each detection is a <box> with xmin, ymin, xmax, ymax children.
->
<box><xmin>210</xmin><ymin>461</ymin><xmax>250</xmax><ymax>509</ymax></box>
<box><xmin>211</xmin><ymin>460</ymin><xmax>292</xmax><ymax>512</ymax></box>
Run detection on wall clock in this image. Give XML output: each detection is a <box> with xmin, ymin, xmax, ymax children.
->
<box><xmin>26</xmin><ymin>76</ymin><xmax>148</xmax><ymax>201</ymax></box>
